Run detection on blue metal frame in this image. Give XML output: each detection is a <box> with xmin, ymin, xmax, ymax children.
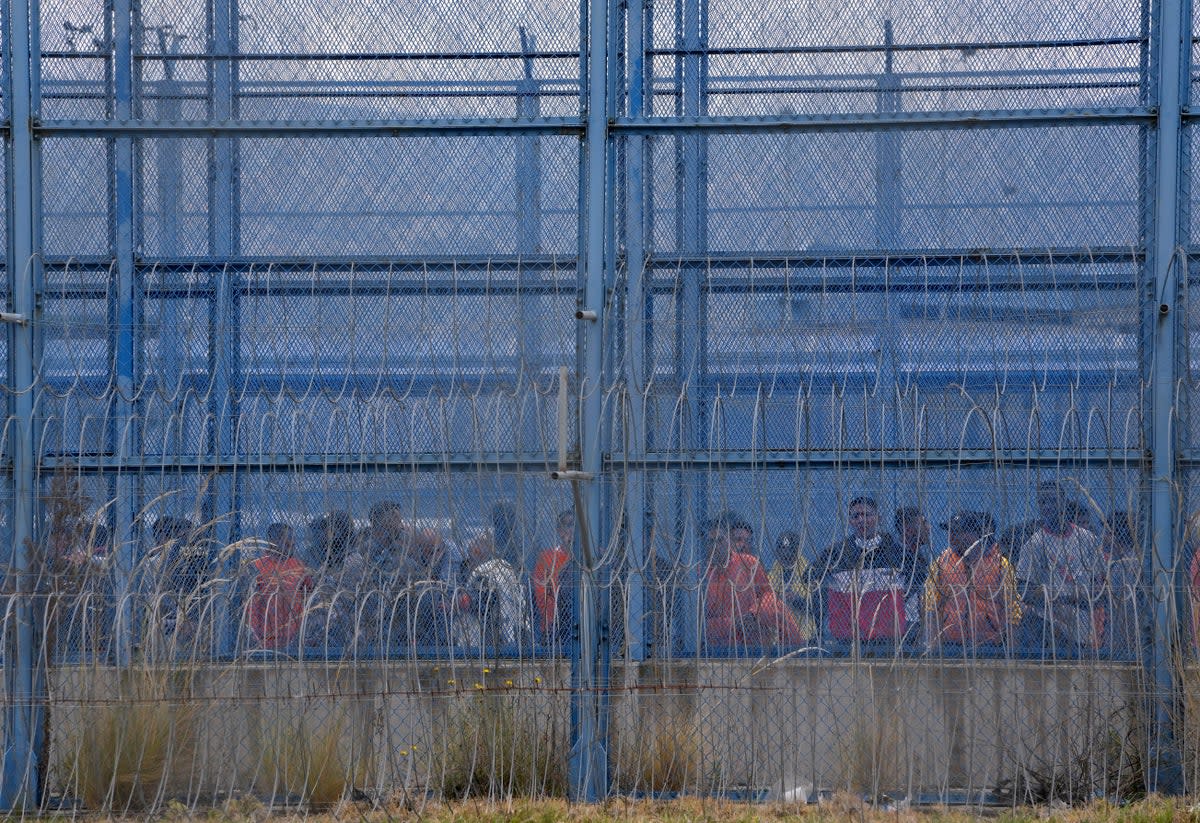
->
<box><xmin>1145</xmin><ymin>0</ymin><xmax>1190</xmax><ymax>794</ymax></box>
<box><xmin>567</xmin><ymin>0</ymin><xmax>611</xmax><ymax>799</ymax></box>
<box><xmin>2</xmin><ymin>0</ymin><xmax>39</xmax><ymax>801</ymax></box>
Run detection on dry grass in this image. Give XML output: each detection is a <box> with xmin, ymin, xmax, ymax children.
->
<box><xmin>58</xmin><ymin>670</ymin><xmax>197</xmax><ymax>812</ymax></box>
<box><xmin>834</xmin><ymin>715</ymin><xmax>906</xmax><ymax>797</ymax></box>
<box><xmin>101</xmin><ymin>794</ymin><xmax>1200</xmax><ymax>822</ymax></box>
<box><xmin>612</xmin><ymin>715</ymin><xmax>702</xmax><ymax>795</ymax></box>
<box><xmin>258</xmin><ymin>709</ymin><xmax>376</xmax><ymax>807</ymax></box>
<box><xmin>432</xmin><ymin>691</ymin><xmax>569</xmax><ymax>799</ymax></box>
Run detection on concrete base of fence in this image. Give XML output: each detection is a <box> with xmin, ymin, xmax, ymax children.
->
<box><xmin>45</xmin><ymin>659</ymin><xmax>1141</xmax><ymax>802</ymax></box>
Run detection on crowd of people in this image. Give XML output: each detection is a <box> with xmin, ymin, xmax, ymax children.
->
<box><xmin>19</xmin><ymin>480</ymin><xmax>1185</xmax><ymax>661</ymax></box>
<box><xmin>699</xmin><ymin>482</ymin><xmax>1139</xmax><ymax>657</ymax></box>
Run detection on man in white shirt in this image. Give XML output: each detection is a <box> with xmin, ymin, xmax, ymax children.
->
<box><xmin>1016</xmin><ymin>482</ymin><xmax>1106</xmax><ymax>656</ymax></box>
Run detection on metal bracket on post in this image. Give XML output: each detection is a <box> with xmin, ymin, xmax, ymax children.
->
<box><xmin>0</xmin><ymin>312</ymin><xmax>28</xmax><ymax>325</ymax></box>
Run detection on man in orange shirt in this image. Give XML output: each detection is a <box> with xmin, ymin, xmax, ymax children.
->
<box><xmin>703</xmin><ymin>513</ymin><xmax>802</xmax><ymax>651</ymax></box>
<box><xmin>246</xmin><ymin>523</ymin><xmax>314</xmax><ymax>650</ymax></box>
<box><xmin>924</xmin><ymin>511</ymin><xmax>1021</xmax><ymax>652</ymax></box>
<box><xmin>532</xmin><ymin>509</ymin><xmax>574</xmax><ymax>644</ymax></box>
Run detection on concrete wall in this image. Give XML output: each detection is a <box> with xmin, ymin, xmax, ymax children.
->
<box><xmin>46</xmin><ymin>659</ymin><xmax>1141</xmax><ymax>802</ymax></box>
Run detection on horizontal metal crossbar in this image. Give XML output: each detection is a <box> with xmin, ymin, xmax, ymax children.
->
<box><xmin>41</xmin><ymin>278</ymin><xmax>580</xmax><ymax>300</ymax></box>
<box><xmin>648</xmin><ymin>35</ymin><xmax>1144</xmax><ymax>57</ymax></box>
<box><xmin>30</xmin><ymin>448</ymin><xmax>1151</xmax><ymax>475</ymax></box>
<box><xmin>35</xmin><ymin>117</ymin><xmax>586</xmax><ymax>137</ymax></box>
<box><xmin>612</xmin><ymin>108</ymin><xmax>1155</xmax><ymax>134</ymax></box>
<box><xmin>33</xmin><ymin>107</ymin><xmax>1154</xmax><ymax>139</ymax></box>
<box><xmin>43</xmin><ymin>248</ymin><xmax>1140</xmax><ymax>272</ymax></box>
<box><xmin>44</xmin><ymin>255</ymin><xmax>577</xmax><ymax>271</ymax></box>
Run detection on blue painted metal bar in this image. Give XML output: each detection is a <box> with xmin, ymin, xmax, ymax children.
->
<box><xmin>675</xmin><ymin>0</ymin><xmax>706</xmax><ymax>659</ymax></box>
<box><xmin>647</xmin><ymin>35</ymin><xmax>1145</xmax><ymax>57</ymax></box>
<box><xmin>33</xmin><ymin>107</ymin><xmax>1154</xmax><ymax>138</ymax></box>
<box><xmin>37</xmin><ymin>264</ymin><xmax>1147</xmax><ymax>299</ymax></box>
<box><xmin>130</xmin><ymin>49</ymin><xmax>584</xmax><ymax>62</ymax></box>
<box><xmin>37</xmin><ymin>447</ymin><xmax>1150</xmax><ymax>476</ymax></box>
<box><xmin>1146</xmin><ymin>0</ymin><xmax>1189</xmax><ymax>795</ymax></box>
<box><xmin>45</xmin><ymin>255</ymin><xmax>579</xmax><ymax>270</ymax></box>
<box><xmin>39</xmin><ymin>246</ymin><xmax>1143</xmax><ymax>272</ymax></box>
<box><xmin>621</xmin><ymin>0</ymin><xmax>649</xmax><ymax>663</ymax></box>
<box><xmin>610</xmin><ymin>109</ymin><xmax>1154</xmax><ymax>134</ymax></box>
<box><xmin>568</xmin><ymin>0</ymin><xmax>610</xmax><ymax>800</ymax></box>
<box><xmin>875</xmin><ymin>21</ymin><xmax>901</xmax><ymax>249</ymax></box>
<box><xmin>209</xmin><ymin>0</ymin><xmax>240</xmax><ymax>656</ymax></box>
<box><xmin>109</xmin><ymin>0</ymin><xmax>139</xmax><ymax>671</ymax></box>
<box><xmin>37</xmin><ymin>118</ymin><xmax>586</xmax><ymax>136</ymax></box>
<box><xmin>1</xmin><ymin>0</ymin><xmax>39</xmax><ymax>802</ymax></box>
<box><xmin>516</xmin><ymin>28</ymin><xmax>544</xmax><ymax>382</ymax></box>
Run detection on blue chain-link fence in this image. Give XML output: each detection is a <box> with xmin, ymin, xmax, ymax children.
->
<box><xmin>2</xmin><ymin>0</ymin><xmax>1199</xmax><ymax>811</ymax></box>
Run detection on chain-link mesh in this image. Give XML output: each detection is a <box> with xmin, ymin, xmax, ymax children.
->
<box><xmin>3</xmin><ymin>0</ymin><xmax>1200</xmax><ymax>813</ymax></box>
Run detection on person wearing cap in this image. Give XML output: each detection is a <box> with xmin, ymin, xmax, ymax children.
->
<box><xmin>923</xmin><ymin>511</ymin><xmax>1021</xmax><ymax>651</ymax></box>
<box><xmin>767</xmin><ymin>531</ymin><xmax>817</xmax><ymax>642</ymax></box>
<box><xmin>1016</xmin><ymin>481</ymin><xmax>1106</xmax><ymax>655</ymax></box>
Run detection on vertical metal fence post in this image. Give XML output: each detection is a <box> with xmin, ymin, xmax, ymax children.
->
<box><xmin>209</xmin><ymin>0</ymin><xmax>238</xmax><ymax>655</ymax></box>
<box><xmin>623</xmin><ymin>0</ymin><xmax>648</xmax><ymax>662</ymax></box>
<box><xmin>111</xmin><ymin>0</ymin><xmax>139</xmax><ymax>671</ymax></box>
<box><xmin>1147</xmin><ymin>0</ymin><xmax>1190</xmax><ymax>795</ymax></box>
<box><xmin>874</xmin><ymin>20</ymin><xmax>901</xmax><ymax>251</ymax></box>
<box><xmin>1</xmin><ymin>0</ymin><xmax>39</xmax><ymax>803</ymax></box>
<box><xmin>517</xmin><ymin>27</ymin><xmax>544</xmax><ymax>520</ymax></box>
<box><xmin>569</xmin><ymin>0</ymin><xmax>610</xmax><ymax>800</ymax></box>
<box><xmin>676</xmin><ymin>0</ymin><xmax>706</xmax><ymax>658</ymax></box>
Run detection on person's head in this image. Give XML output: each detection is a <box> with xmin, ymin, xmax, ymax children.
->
<box><xmin>368</xmin><ymin>500</ymin><xmax>410</xmax><ymax>557</ymax></box>
<box><xmin>555</xmin><ymin>509</ymin><xmax>575</xmax><ymax>550</ymax></box>
<box><xmin>944</xmin><ymin>511</ymin><xmax>991</xmax><ymax>557</ymax></box>
<box><xmin>152</xmin><ymin>516</ymin><xmax>192</xmax><ymax>549</ymax></box>
<box><xmin>265</xmin><ymin>522</ymin><xmax>296</xmax><ymax>557</ymax></box>
<box><xmin>310</xmin><ymin>510</ymin><xmax>354</xmax><ymax>568</ymax></box>
<box><xmin>1066</xmin><ymin>500</ymin><xmax>1091</xmax><ymax>531</ymax></box>
<box><xmin>1037</xmin><ymin>481</ymin><xmax>1069</xmax><ymax>529</ymax></box>
<box><xmin>848</xmin><ymin>497</ymin><xmax>880</xmax><ymax>540</ymax></box>
<box><xmin>894</xmin><ymin>506</ymin><xmax>930</xmax><ymax>550</ymax></box>
<box><xmin>775</xmin><ymin>531</ymin><xmax>803</xmax><ymax>568</ymax></box>
<box><xmin>1105</xmin><ymin>511</ymin><xmax>1137</xmax><ymax>558</ymax></box>
<box><xmin>730</xmin><ymin>517</ymin><xmax>753</xmax><ymax>555</ymax></box>
<box><xmin>467</xmin><ymin>530</ymin><xmax>495</xmax><ymax>566</ymax></box>
<box><xmin>704</xmin><ymin>512</ymin><xmax>735</xmax><ymax>568</ymax></box>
